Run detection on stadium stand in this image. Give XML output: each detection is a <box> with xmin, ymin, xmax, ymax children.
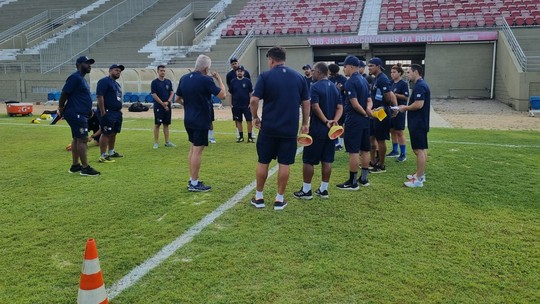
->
<box><xmin>222</xmin><ymin>0</ymin><xmax>365</xmax><ymax>36</ymax></box>
<box><xmin>379</xmin><ymin>0</ymin><xmax>540</xmax><ymax>31</ymax></box>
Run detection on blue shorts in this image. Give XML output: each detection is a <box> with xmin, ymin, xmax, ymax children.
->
<box><xmin>64</xmin><ymin>112</ymin><xmax>89</xmax><ymax>139</ymax></box>
<box><xmin>100</xmin><ymin>110</ymin><xmax>122</xmax><ymax>135</ymax></box>
<box><xmin>232</xmin><ymin>107</ymin><xmax>252</xmax><ymax>122</ymax></box>
<box><xmin>186</xmin><ymin>127</ymin><xmax>209</xmax><ymax>146</ymax></box>
<box><xmin>303</xmin><ymin>137</ymin><xmax>335</xmax><ymax>165</ymax></box>
<box><xmin>390</xmin><ymin>111</ymin><xmax>406</xmax><ymax>131</ymax></box>
<box><xmin>154</xmin><ymin>106</ymin><xmax>172</xmax><ymax>125</ymax></box>
<box><xmin>372</xmin><ymin>113</ymin><xmax>391</xmax><ymax>141</ymax></box>
<box><xmin>256</xmin><ymin>133</ymin><xmax>297</xmax><ymax>165</ymax></box>
<box><xmin>409</xmin><ymin>128</ymin><xmax>428</xmax><ymax>150</ymax></box>
<box><xmin>344</xmin><ymin>125</ymin><xmax>370</xmax><ymax>153</ymax></box>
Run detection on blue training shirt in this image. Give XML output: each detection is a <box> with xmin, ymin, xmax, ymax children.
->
<box><xmin>151</xmin><ymin>78</ymin><xmax>174</xmax><ymax>107</ymax></box>
<box><xmin>226</xmin><ymin>69</ymin><xmax>251</xmax><ymax>87</ymax></box>
<box><xmin>371</xmin><ymin>72</ymin><xmax>392</xmax><ymax>108</ymax></box>
<box><xmin>62</xmin><ymin>71</ymin><xmax>92</xmax><ymax>115</ymax></box>
<box><xmin>253</xmin><ymin>64</ymin><xmax>309</xmax><ymax>138</ymax></box>
<box><xmin>176</xmin><ymin>71</ymin><xmax>221</xmax><ymax>129</ymax></box>
<box><xmin>309</xmin><ymin>78</ymin><xmax>342</xmax><ymax>139</ymax></box>
<box><xmin>407</xmin><ymin>78</ymin><xmax>431</xmax><ymax>131</ymax></box>
<box><xmin>344</xmin><ymin>72</ymin><xmax>370</xmax><ymax>129</ymax></box>
<box><xmin>391</xmin><ymin>79</ymin><xmax>410</xmax><ymax>106</ymax></box>
<box><xmin>228</xmin><ymin>77</ymin><xmax>253</xmax><ymax>108</ymax></box>
<box><xmin>329</xmin><ymin>74</ymin><xmax>347</xmax><ymax>101</ymax></box>
<box><xmin>96</xmin><ymin>76</ymin><xmax>123</xmax><ymax>111</ymax></box>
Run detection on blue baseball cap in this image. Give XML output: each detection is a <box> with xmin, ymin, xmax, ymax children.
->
<box><xmin>76</xmin><ymin>56</ymin><xmax>95</xmax><ymax>65</ymax></box>
<box><xmin>343</xmin><ymin>55</ymin><xmax>361</xmax><ymax>67</ymax></box>
<box><xmin>368</xmin><ymin>57</ymin><xmax>385</xmax><ymax>70</ymax></box>
<box><xmin>109</xmin><ymin>64</ymin><xmax>125</xmax><ymax>71</ymax></box>
<box><xmin>230</xmin><ymin>57</ymin><xmax>238</xmax><ymax>63</ymax></box>
<box><xmin>236</xmin><ymin>65</ymin><xmax>245</xmax><ymax>71</ymax></box>
<box><xmin>302</xmin><ymin>64</ymin><xmax>312</xmax><ymax>70</ymax></box>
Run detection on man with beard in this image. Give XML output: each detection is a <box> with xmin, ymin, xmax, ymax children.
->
<box><xmin>96</xmin><ymin>64</ymin><xmax>125</xmax><ymax>163</ymax></box>
<box><xmin>57</xmin><ymin>56</ymin><xmax>100</xmax><ymax>176</ymax></box>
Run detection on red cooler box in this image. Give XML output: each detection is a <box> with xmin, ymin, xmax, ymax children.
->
<box><xmin>6</xmin><ymin>102</ymin><xmax>33</xmax><ymax>116</ymax></box>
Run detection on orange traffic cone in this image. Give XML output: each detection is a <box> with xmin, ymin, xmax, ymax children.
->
<box><xmin>78</xmin><ymin>239</ymin><xmax>108</xmax><ymax>304</ymax></box>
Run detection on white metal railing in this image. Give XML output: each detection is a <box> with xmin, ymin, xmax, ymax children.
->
<box><xmin>500</xmin><ymin>17</ymin><xmax>527</xmax><ymax>71</ymax></box>
<box><xmin>0</xmin><ymin>11</ymin><xmax>48</xmax><ymax>43</ymax></box>
<box><xmin>192</xmin><ymin>1</ymin><xmax>219</xmax><ymax>12</ymax></box>
<box><xmin>195</xmin><ymin>11</ymin><xmax>221</xmax><ymax>36</ymax></box>
<box><xmin>40</xmin><ymin>0</ymin><xmax>160</xmax><ymax>73</ymax></box>
<box><xmin>26</xmin><ymin>10</ymin><xmax>76</xmax><ymax>44</ymax></box>
<box><xmin>155</xmin><ymin>3</ymin><xmax>192</xmax><ymax>40</ymax></box>
<box><xmin>229</xmin><ymin>28</ymin><xmax>255</xmax><ymax>62</ymax></box>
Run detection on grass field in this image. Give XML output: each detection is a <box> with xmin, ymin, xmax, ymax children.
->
<box><xmin>0</xmin><ymin>116</ymin><xmax>539</xmax><ymax>303</ymax></box>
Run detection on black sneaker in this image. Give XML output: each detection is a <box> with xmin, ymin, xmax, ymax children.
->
<box><xmin>68</xmin><ymin>163</ymin><xmax>82</xmax><ymax>173</ymax></box>
<box><xmin>335</xmin><ymin>144</ymin><xmax>343</xmax><ymax>151</ymax></box>
<box><xmin>236</xmin><ymin>137</ymin><xmax>244</xmax><ymax>143</ymax></box>
<box><xmin>368</xmin><ymin>162</ymin><xmax>377</xmax><ymax>170</ymax></box>
<box><xmin>369</xmin><ymin>164</ymin><xmax>386</xmax><ymax>173</ymax></box>
<box><xmin>315</xmin><ymin>188</ymin><xmax>329</xmax><ymax>198</ymax></box>
<box><xmin>359</xmin><ymin>179</ymin><xmax>370</xmax><ymax>187</ymax></box>
<box><xmin>250</xmin><ymin>197</ymin><xmax>265</xmax><ymax>209</ymax></box>
<box><xmin>247</xmin><ymin>137</ymin><xmax>255</xmax><ymax>143</ymax></box>
<box><xmin>80</xmin><ymin>166</ymin><xmax>100</xmax><ymax>176</ymax></box>
<box><xmin>109</xmin><ymin>152</ymin><xmax>124</xmax><ymax>158</ymax></box>
<box><xmin>336</xmin><ymin>180</ymin><xmax>359</xmax><ymax>190</ymax></box>
<box><xmin>188</xmin><ymin>181</ymin><xmax>211</xmax><ymax>192</ymax></box>
<box><xmin>274</xmin><ymin>200</ymin><xmax>288</xmax><ymax>210</ymax></box>
<box><xmin>293</xmin><ymin>189</ymin><xmax>313</xmax><ymax>200</ymax></box>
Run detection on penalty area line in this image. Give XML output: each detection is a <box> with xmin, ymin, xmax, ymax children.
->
<box><xmin>107</xmin><ymin>147</ymin><xmax>303</xmax><ymax>299</ymax></box>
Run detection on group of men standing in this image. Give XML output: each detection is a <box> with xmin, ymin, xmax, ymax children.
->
<box><xmin>58</xmin><ymin>46</ymin><xmax>430</xmax><ymax>210</ymax></box>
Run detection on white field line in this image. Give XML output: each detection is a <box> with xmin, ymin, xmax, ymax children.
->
<box><xmin>107</xmin><ymin>146</ymin><xmax>303</xmax><ymax>299</ymax></box>
<box><xmin>0</xmin><ymin>121</ymin><xmax>538</xmax><ymax>148</ymax></box>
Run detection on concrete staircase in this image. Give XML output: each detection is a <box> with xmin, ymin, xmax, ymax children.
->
<box><xmin>85</xmin><ymin>0</ymin><xmax>193</xmax><ymax>66</ymax></box>
<box><xmin>0</xmin><ymin>0</ymin><xmax>97</xmax><ymax>32</ymax></box>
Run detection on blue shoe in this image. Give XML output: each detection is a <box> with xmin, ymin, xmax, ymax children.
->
<box><xmin>188</xmin><ymin>181</ymin><xmax>211</xmax><ymax>192</ymax></box>
<box><xmin>250</xmin><ymin>197</ymin><xmax>265</xmax><ymax>209</ymax></box>
<box><xmin>274</xmin><ymin>200</ymin><xmax>288</xmax><ymax>210</ymax></box>
<box><xmin>386</xmin><ymin>151</ymin><xmax>399</xmax><ymax>158</ymax></box>
<box><xmin>396</xmin><ymin>154</ymin><xmax>407</xmax><ymax>162</ymax></box>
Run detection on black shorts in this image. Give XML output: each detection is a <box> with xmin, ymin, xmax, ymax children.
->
<box><xmin>256</xmin><ymin>133</ymin><xmax>297</xmax><ymax>165</ymax></box>
<box><xmin>210</xmin><ymin>106</ymin><xmax>215</xmax><ymax>122</ymax></box>
<box><xmin>344</xmin><ymin>125</ymin><xmax>370</xmax><ymax>153</ymax></box>
<box><xmin>303</xmin><ymin>137</ymin><xmax>335</xmax><ymax>165</ymax></box>
<box><xmin>372</xmin><ymin>115</ymin><xmax>391</xmax><ymax>141</ymax></box>
<box><xmin>409</xmin><ymin>128</ymin><xmax>428</xmax><ymax>150</ymax></box>
<box><xmin>100</xmin><ymin>111</ymin><xmax>122</xmax><ymax>135</ymax></box>
<box><xmin>64</xmin><ymin>112</ymin><xmax>89</xmax><ymax>139</ymax></box>
<box><xmin>390</xmin><ymin>111</ymin><xmax>406</xmax><ymax>131</ymax></box>
<box><xmin>186</xmin><ymin>127</ymin><xmax>209</xmax><ymax>146</ymax></box>
<box><xmin>154</xmin><ymin>106</ymin><xmax>172</xmax><ymax>125</ymax></box>
<box><xmin>232</xmin><ymin>107</ymin><xmax>252</xmax><ymax>122</ymax></box>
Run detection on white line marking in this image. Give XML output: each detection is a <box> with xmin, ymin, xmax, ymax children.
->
<box><xmin>0</xmin><ymin>121</ymin><xmax>537</xmax><ymax>148</ymax></box>
<box><xmin>430</xmin><ymin>140</ymin><xmax>540</xmax><ymax>149</ymax></box>
<box><xmin>107</xmin><ymin>147</ymin><xmax>303</xmax><ymax>300</ymax></box>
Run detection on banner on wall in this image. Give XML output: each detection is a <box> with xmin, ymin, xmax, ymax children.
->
<box><xmin>307</xmin><ymin>31</ymin><xmax>498</xmax><ymax>46</ymax></box>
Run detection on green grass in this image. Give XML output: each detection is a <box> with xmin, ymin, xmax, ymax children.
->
<box><xmin>0</xmin><ymin>116</ymin><xmax>539</xmax><ymax>303</ymax></box>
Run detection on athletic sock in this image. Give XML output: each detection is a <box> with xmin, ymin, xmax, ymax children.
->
<box><xmin>302</xmin><ymin>182</ymin><xmax>311</xmax><ymax>193</ymax></box>
<box><xmin>320</xmin><ymin>181</ymin><xmax>329</xmax><ymax>191</ymax></box>
<box><xmin>275</xmin><ymin>193</ymin><xmax>284</xmax><ymax>202</ymax></box>
<box><xmin>108</xmin><ymin>149</ymin><xmax>115</xmax><ymax>155</ymax></box>
<box><xmin>349</xmin><ymin>171</ymin><xmax>358</xmax><ymax>184</ymax></box>
<box><xmin>255</xmin><ymin>191</ymin><xmax>264</xmax><ymax>200</ymax></box>
<box><xmin>248</xmin><ymin>132</ymin><xmax>252</xmax><ymax>139</ymax></box>
<box><xmin>400</xmin><ymin>144</ymin><xmax>406</xmax><ymax>156</ymax></box>
<box><xmin>208</xmin><ymin>130</ymin><xmax>214</xmax><ymax>138</ymax></box>
<box><xmin>392</xmin><ymin>143</ymin><xmax>398</xmax><ymax>153</ymax></box>
<box><xmin>361</xmin><ymin>168</ymin><xmax>369</xmax><ymax>182</ymax></box>
<box><xmin>101</xmin><ymin>153</ymin><xmax>107</xmax><ymax>158</ymax></box>
<box><xmin>239</xmin><ymin>132</ymin><xmax>243</xmax><ymax>139</ymax></box>
<box><xmin>190</xmin><ymin>179</ymin><xmax>198</xmax><ymax>186</ymax></box>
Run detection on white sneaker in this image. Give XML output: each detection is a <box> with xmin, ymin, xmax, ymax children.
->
<box><xmin>164</xmin><ymin>142</ymin><xmax>176</xmax><ymax>147</ymax></box>
<box><xmin>406</xmin><ymin>174</ymin><xmax>426</xmax><ymax>183</ymax></box>
<box><xmin>404</xmin><ymin>178</ymin><xmax>424</xmax><ymax>188</ymax></box>
<box><xmin>153</xmin><ymin>143</ymin><xmax>159</xmax><ymax>149</ymax></box>
<box><xmin>209</xmin><ymin>138</ymin><xmax>216</xmax><ymax>144</ymax></box>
